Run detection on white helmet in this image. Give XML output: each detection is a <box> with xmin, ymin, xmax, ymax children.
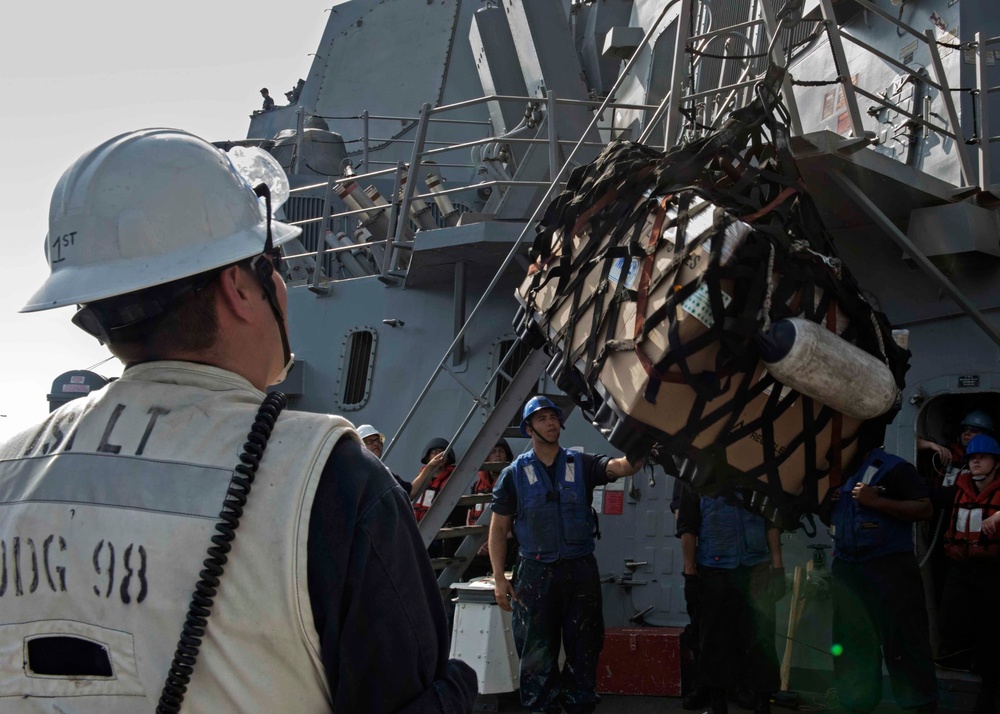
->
<box><xmin>356</xmin><ymin>424</ymin><xmax>385</xmax><ymax>443</ymax></box>
<box><xmin>23</xmin><ymin>128</ymin><xmax>301</xmax><ymax>312</ymax></box>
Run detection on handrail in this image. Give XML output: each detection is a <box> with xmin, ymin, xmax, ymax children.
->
<box><xmin>642</xmin><ymin>0</ymin><xmax>984</xmax><ymax>171</ymax></box>
<box><xmin>363</xmin><ymin>137</ymin><xmax>493</xmax><ymax>146</ymax></box>
<box><xmin>315</xmin><ymin>112</ymin><xmax>491</xmax><ymax>124</ymax></box>
<box><xmin>849</xmin><ymin>85</ymin><xmax>955</xmax><ymax>139</ymax></box>
<box><xmin>406</xmin><ymin>180</ymin><xmax>560</xmax><ymax>202</ymax></box>
<box><xmin>807</xmin><ymin>0</ymin><xmax>975</xmax><ymax>182</ymax></box>
<box><xmin>287</xmin><ymin>166</ymin><xmax>400</xmax><ymax>193</ymax></box>
<box><xmin>290</xmin><ymin>205</ymin><xmax>381</xmax><ymax>222</ymax></box>
<box><xmin>289</xmin><ymin>177</ymin><xmax>560</xmax><ymax>231</ymax></box>
<box><xmin>975</xmin><ymin>31</ymin><xmax>998</xmax><ymax>189</ymax></box>
<box><xmin>837</xmin><ymin>32</ymin><xmax>948</xmax><ymax>94</ymax></box>
<box><xmin>689</xmin><ymin>17</ymin><xmax>762</xmax><ymax>43</ymax></box>
<box><xmin>291</xmin><ymin>92</ymin><xmax>659</xmax><ymax>196</ymax></box>
<box><xmin>318</xmin><ymin>95</ymin><xmax>661</xmax><ymax>123</ymax></box>
<box><xmin>284</xmin><ymin>240</ymin><xmax>386</xmax><ymax>259</ymax></box>
<box><xmin>416</xmin><ymin>134</ymin><xmax>607</xmax><ymax>160</ymax></box>
<box><xmin>382</xmin><ymin>162</ymin><xmax>405</xmax><ymax>278</ymax></box>
<box><xmin>425</xmin><ymin>93</ymin><xmax>662</xmax><ymax>115</ymax></box>
<box><xmin>685</xmin><ymin>78</ymin><xmax>760</xmax><ymax>104</ymax></box>
<box><xmin>924</xmin><ymin>29</ymin><xmax>975</xmax><ymax>184</ymax></box>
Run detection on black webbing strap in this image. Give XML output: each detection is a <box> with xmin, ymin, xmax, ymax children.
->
<box><xmin>521</xmin><ymin>95</ymin><xmax>909</xmax><ymax>529</ymax></box>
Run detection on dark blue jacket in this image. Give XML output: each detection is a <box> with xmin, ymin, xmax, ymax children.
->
<box><xmin>832</xmin><ymin>448</ymin><xmax>915</xmax><ymax>563</ymax></box>
<box><xmin>509</xmin><ymin>449</ymin><xmax>593</xmax><ymax>562</ymax></box>
<box><xmin>695</xmin><ymin>495</ymin><xmax>770</xmax><ymax>569</ymax></box>
<box><xmin>308</xmin><ymin>439</ymin><xmax>477</xmax><ymax>712</ymax></box>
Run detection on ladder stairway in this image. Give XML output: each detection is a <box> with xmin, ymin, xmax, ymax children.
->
<box><xmin>413</xmin><ymin>342</ymin><xmax>549</xmax><ymax>592</ymax></box>
<box><xmin>426</xmin><ymin>496</ymin><xmax>491</xmax><ymax>576</ymax></box>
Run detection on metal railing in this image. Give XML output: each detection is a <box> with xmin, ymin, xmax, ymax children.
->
<box><xmin>973</xmin><ymin>32</ymin><xmax>1000</xmax><ymax>191</ymax></box>
<box><xmin>280</xmin><ymin>88</ymin><xmax>662</xmax><ymax>287</ymax></box>
<box><xmin>821</xmin><ymin>0</ymin><xmax>973</xmax><ymax>184</ymax></box>
<box><xmin>637</xmin><ymin>0</ymin><xmax>996</xmax><ymax>191</ymax></box>
<box><xmin>279</xmin><ymin>0</ymin><xmax>1000</xmax><ymax>292</ymax></box>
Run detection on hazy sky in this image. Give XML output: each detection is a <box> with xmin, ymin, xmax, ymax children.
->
<box><xmin>0</xmin><ymin>2</ymin><xmax>329</xmax><ymax>439</ymax></box>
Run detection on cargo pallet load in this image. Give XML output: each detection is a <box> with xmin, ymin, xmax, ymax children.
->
<box><xmin>514</xmin><ymin>86</ymin><xmax>910</xmax><ymax>530</ymax></box>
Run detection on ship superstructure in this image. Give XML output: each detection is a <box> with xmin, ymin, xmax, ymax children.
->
<box><xmin>224</xmin><ymin>0</ymin><xmax>1000</xmax><ymax>699</ymax></box>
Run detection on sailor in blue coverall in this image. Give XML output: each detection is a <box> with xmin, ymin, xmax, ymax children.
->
<box><xmin>676</xmin><ymin>485</ymin><xmax>784</xmax><ymax>714</ymax></box>
<box><xmin>489</xmin><ymin>397</ymin><xmax>642</xmax><ymax>714</ymax></box>
<box><xmin>830</xmin><ymin>446</ymin><xmax>937</xmax><ymax>714</ymax></box>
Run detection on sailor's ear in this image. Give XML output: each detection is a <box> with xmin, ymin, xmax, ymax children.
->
<box><xmin>216</xmin><ymin>264</ymin><xmax>258</xmax><ymax>323</ymax></box>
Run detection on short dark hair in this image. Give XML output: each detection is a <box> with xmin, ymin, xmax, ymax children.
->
<box><xmin>105</xmin><ymin>275</ymin><xmax>222</xmax><ymax>364</ymax></box>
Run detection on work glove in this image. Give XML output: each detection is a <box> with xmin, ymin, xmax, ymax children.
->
<box><xmin>683</xmin><ymin>572</ymin><xmax>701</xmax><ymax>620</ymax></box>
<box><xmin>768</xmin><ymin>566</ymin><xmax>787</xmax><ymax>601</ymax></box>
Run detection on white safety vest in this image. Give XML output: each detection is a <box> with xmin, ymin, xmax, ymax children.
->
<box><xmin>0</xmin><ymin>362</ymin><xmax>356</xmax><ymax>713</ymax></box>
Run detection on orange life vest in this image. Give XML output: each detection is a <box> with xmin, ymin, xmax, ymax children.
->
<box><xmin>466</xmin><ymin>470</ymin><xmax>495</xmax><ymax>526</ymax></box>
<box><xmin>413</xmin><ymin>464</ymin><xmax>455</xmax><ymax>523</ymax></box>
<box><xmin>945</xmin><ymin>472</ymin><xmax>1000</xmax><ymax>561</ymax></box>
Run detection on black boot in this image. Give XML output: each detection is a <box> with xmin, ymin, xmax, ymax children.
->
<box><xmin>710</xmin><ymin>687</ymin><xmax>728</xmax><ymax>714</ymax></box>
<box><xmin>683</xmin><ymin>684</ymin><xmax>711</xmax><ymax>710</ymax></box>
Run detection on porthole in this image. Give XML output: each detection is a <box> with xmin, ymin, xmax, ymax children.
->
<box><xmin>337</xmin><ymin>327</ymin><xmax>377</xmax><ymax>410</ymax></box>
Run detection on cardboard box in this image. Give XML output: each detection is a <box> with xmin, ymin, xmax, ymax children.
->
<box><xmin>518</xmin><ymin>194</ymin><xmax>859</xmax><ymax>508</ymax></box>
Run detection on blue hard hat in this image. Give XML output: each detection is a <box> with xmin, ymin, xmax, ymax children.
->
<box><xmin>962</xmin><ymin>410</ymin><xmax>994</xmax><ymax>432</ymax></box>
<box><xmin>966</xmin><ymin>434</ymin><xmax>1000</xmax><ymax>458</ymax></box>
<box><xmin>520</xmin><ymin>396</ymin><xmax>563</xmax><ymax>437</ymax></box>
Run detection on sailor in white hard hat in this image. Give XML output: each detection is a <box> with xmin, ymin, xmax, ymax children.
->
<box><xmin>357</xmin><ymin>423</ymin><xmax>419</xmax><ymax>495</ymax></box>
<box><xmin>0</xmin><ymin>129</ymin><xmax>476</xmax><ymax>713</ymax></box>
<box><xmin>357</xmin><ymin>423</ymin><xmax>386</xmax><ymax>457</ymax></box>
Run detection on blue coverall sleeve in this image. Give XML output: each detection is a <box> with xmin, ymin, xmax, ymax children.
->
<box><xmin>491</xmin><ymin>464</ymin><xmax>517</xmax><ymax>516</ymax></box>
<box><xmin>307</xmin><ymin>438</ymin><xmax>478</xmax><ymax>713</ymax></box>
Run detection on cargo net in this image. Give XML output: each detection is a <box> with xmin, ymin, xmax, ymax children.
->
<box><xmin>514</xmin><ymin>98</ymin><xmax>910</xmax><ymax>530</ymax></box>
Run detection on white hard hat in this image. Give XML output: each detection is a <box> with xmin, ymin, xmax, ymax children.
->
<box><xmin>23</xmin><ymin>128</ymin><xmax>301</xmax><ymax>313</ymax></box>
<box><xmin>356</xmin><ymin>424</ymin><xmax>385</xmax><ymax>443</ymax></box>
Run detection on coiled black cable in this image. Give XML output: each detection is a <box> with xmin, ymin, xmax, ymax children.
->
<box><xmin>156</xmin><ymin>391</ymin><xmax>288</xmax><ymax>713</ymax></box>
